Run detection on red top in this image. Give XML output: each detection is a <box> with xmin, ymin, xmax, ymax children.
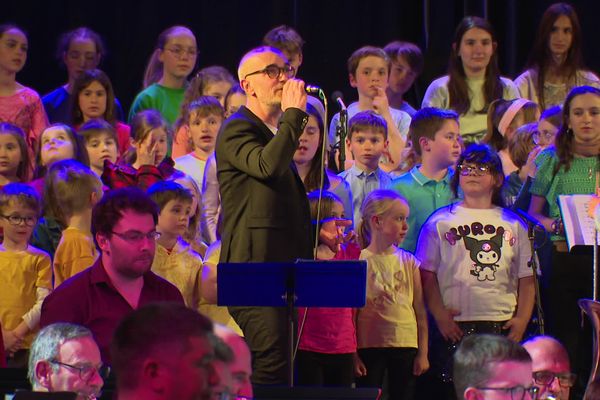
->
<box><xmin>101</xmin><ymin>157</ymin><xmax>181</xmax><ymax>191</ymax></box>
<box><xmin>40</xmin><ymin>257</ymin><xmax>184</xmax><ymax>363</ymax></box>
<box><xmin>27</xmin><ymin>177</ymin><xmax>44</xmax><ymax>198</ymax></box>
<box><xmin>297</xmin><ymin>243</ymin><xmax>360</xmax><ymax>354</ymax></box>
<box><xmin>114</xmin><ymin>122</ymin><xmax>131</xmax><ymax>157</ymax></box>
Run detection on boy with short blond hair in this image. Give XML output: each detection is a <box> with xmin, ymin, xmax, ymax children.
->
<box><xmin>339</xmin><ymin>111</ymin><xmax>391</xmax><ymax>223</ymax></box>
<box><xmin>147</xmin><ymin>181</ymin><xmax>203</xmax><ymax>310</ymax></box>
<box><xmin>51</xmin><ymin>160</ymin><xmax>104</xmax><ymax>287</ymax></box>
<box><xmin>388</xmin><ymin>107</ymin><xmax>461</xmax><ymax>253</ymax></box>
<box><xmin>330</xmin><ymin>46</ymin><xmax>411</xmax><ymax>173</ymax></box>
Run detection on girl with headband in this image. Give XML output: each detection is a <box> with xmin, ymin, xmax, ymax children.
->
<box><xmin>483</xmin><ymin>98</ymin><xmax>539</xmax><ymax>176</ymax></box>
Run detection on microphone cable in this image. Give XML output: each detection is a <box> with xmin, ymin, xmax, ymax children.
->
<box><xmin>294</xmin><ymin>85</ymin><xmax>329</xmax><ymax>362</ymax></box>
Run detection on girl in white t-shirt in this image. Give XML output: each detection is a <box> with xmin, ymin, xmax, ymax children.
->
<box><xmin>354</xmin><ymin>189</ymin><xmax>428</xmax><ymax>400</ymax></box>
<box><xmin>416</xmin><ymin>144</ymin><xmax>534</xmax><ymax>391</ymax></box>
<box><xmin>422</xmin><ymin>17</ymin><xmax>519</xmax><ymax>144</ymax></box>
<box><xmin>514</xmin><ymin>3</ymin><xmax>600</xmax><ymax>111</ymax></box>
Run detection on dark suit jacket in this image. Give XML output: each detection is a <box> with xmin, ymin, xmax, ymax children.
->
<box><xmin>216</xmin><ymin>106</ymin><xmax>313</xmax><ymax>263</ymax></box>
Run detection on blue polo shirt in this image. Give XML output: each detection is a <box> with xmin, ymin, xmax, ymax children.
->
<box><xmin>388</xmin><ymin>165</ymin><xmax>456</xmax><ymax>253</ymax></box>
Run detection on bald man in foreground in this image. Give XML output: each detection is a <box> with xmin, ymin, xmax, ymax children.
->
<box><xmin>216</xmin><ymin>46</ymin><xmax>313</xmax><ymax>384</ymax></box>
<box><xmin>215</xmin><ymin>324</ymin><xmax>252</xmax><ymax>398</ymax></box>
<box><xmin>523</xmin><ymin>336</ymin><xmax>576</xmax><ymax>400</ymax></box>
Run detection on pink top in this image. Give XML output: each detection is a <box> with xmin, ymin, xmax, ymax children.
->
<box><xmin>0</xmin><ymin>87</ymin><xmax>48</xmax><ymax>179</ymax></box>
<box><xmin>172</xmin><ymin>125</ymin><xmax>193</xmax><ymax>159</ymax></box>
<box><xmin>297</xmin><ymin>243</ymin><xmax>360</xmax><ymax>354</ymax></box>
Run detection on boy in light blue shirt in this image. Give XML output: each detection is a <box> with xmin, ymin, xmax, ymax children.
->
<box><xmin>339</xmin><ymin>111</ymin><xmax>391</xmax><ymax>224</ymax></box>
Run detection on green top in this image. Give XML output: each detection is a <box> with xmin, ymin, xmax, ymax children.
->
<box><xmin>388</xmin><ymin>165</ymin><xmax>456</xmax><ymax>253</ymax></box>
<box><xmin>530</xmin><ymin>147</ymin><xmax>599</xmax><ymax>240</ymax></box>
<box><xmin>128</xmin><ymin>83</ymin><xmax>185</xmax><ymax>126</ymax></box>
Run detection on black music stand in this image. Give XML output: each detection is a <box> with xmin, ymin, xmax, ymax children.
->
<box><xmin>218</xmin><ymin>259</ymin><xmax>367</xmax><ymax>387</ymax></box>
<box><xmin>253</xmin><ymin>386</ymin><xmax>381</xmax><ymax>400</ymax></box>
<box><xmin>12</xmin><ymin>392</ymin><xmax>78</xmax><ymax>400</ymax></box>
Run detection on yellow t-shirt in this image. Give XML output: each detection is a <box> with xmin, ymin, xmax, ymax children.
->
<box><xmin>53</xmin><ymin>227</ymin><xmax>98</xmax><ymax>288</ymax></box>
<box><xmin>0</xmin><ymin>245</ymin><xmax>52</xmax><ymax>346</ymax></box>
<box><xmin>152</xmin><ymin>239</ymin><xmax>203</xmax><ymax>309</ymax></box>
<box><xmin>357</xmin><ymin>247</ymin><xmax>419</xmax><ymax>349</ymax></box>
<box><xmin>199</xmin><ymin>241</ymin><xmax>243</xmax><ymax>336</ymax></box>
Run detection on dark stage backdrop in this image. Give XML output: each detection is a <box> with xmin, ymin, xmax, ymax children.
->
<box><xmin>4</xmin><ymin>0</ymin><xmax>600</xmax><ymax>115</ymax></box>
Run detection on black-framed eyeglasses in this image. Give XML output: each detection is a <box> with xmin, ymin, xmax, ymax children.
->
<box><xmin>457</xmin><ymin>164</ymin><xmax>491</xmax><ymax>176</ymax></box>
<box><xmin>1</xmin><ymin>214</ymin><xmax>37</xmax><ymax>226</ymax></box>
<box><xmin>244</xmin><ymin>63</ymin><xmax>296</xmax><ymax>80</ymax></box>
<box><xmin>476</xmin><ymin>385</ymin><xmax>539</xmax><ymax>400</ymax></box>
<box><xmin>163</xmin><ymin>46</ymin><xmax>198</xmax><ymax>59</ymax></box>
<box><xmin>533</xmin><ymin>370</ymin><xmax>577</xmax><ymax>388</ymax></box>
<box><xmin>111</xmin><ymin>230</ymin><xmax>161</xmax><ymax>243</ymax></box>
<box><xmin>50</xmin><ymin>360</ymin><xmax>111</xmax><ymax>381</ymax></box>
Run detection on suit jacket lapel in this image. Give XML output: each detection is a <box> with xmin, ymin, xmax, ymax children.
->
<box><xmin>240</xmin><ymin>106</ymin><xmax>306</xmax><ymax>191</ymax></box>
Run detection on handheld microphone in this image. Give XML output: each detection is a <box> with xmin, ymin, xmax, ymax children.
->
<box><xmin>305</xmin><ymin>85</ymin><xmax>321</xmax><ymax>94</ymax></box>
<box><xmin>332</xmin><ymin>90</ymin><xmax>346</xmax><ymax>110</ymax></box>
<box><xmin>306</xmin><ymin>85</ymin><xmax>326</xmax><ymax>103</ymax></box>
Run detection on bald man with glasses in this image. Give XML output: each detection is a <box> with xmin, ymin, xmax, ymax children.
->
<box><xmin>523</xmin><ymin>336</ymin><xmax>576</xmax><ymax>400</ymax></box>
<box><xmin>216</xmin><ymin>46</ymin><xmax>313</xmax><ymax>385</ymax></box>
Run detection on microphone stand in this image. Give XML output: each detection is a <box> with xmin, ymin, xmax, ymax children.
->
<box><xmin>336</xmin><ymin>105</ymin><xmax>347</xmax><ymax>172</ymax></box>
<box><xmin>526</xmin><ymin>219</ymin><xmax>545</xmax><ymax>335</ymax></box>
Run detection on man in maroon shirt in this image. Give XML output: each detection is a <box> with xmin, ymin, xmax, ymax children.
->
<box><xmin>40</xmin><ymin>187</ymin><xmax>184</xmax><ymax>363</ymax></box>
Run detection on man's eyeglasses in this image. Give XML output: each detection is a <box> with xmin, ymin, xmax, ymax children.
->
<box><xmin>533</xmin><ymin>370</ymin><xmax>577</xmax><ymax>388</ymax></box>
<box><xmin>244</xmin><ymin>64</ymin><xmax>296</xmax><ymax>80</ymax></box>
<box><xmin>1</xmin><ymin>214</ymin><xmax>37</xmax><ymax>226</ymax></box>
<box><xmin>164</xmin><ymin>46</ymin><xmax>198</xmax><ymax>59</ymax></box>
<box><xmin>476</xmin><ymin>385</ymin><xmax>539</xmax><ymax>400</ymax></box>
<box><xmin>457</xmin><ymin>164</ymin><xmax>491</xmax><ymax>176</ymax></box>
<box><xmin>50</xmin><ymin>360</ymin><xmax>111</xmax><ymax>381</ymax></box>
<box><xmin>111</xmin><ymin>230</ymin><xmax>161</xmax><ymax>243</ymax></box>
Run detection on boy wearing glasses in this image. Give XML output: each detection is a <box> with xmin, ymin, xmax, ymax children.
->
<box><xmin>417</xmin><ymin>145</ymin><xmax>535</xmax><ymax>398</ymax></box>
<box><xmin>29</xmin><ymin>323</ymin><xmax>107</xmax><ymax>400</ymax></box>
<box><xmin>41</xmin><ymin>187</ymin><xmax>184</xmax><ymax>363</ymax></box>
<box><xmin>454</xmin><ymin>334</ymin><xmax>539</xmax><ymax>400</ymax></box>
<box><xmin>0</xmin><ymin>183</ymin><xmax>51</xmax><ymax>367</ymax></box>
<box><xmin>329</xmin><ymin>46</ymin><xmax>411</xmax><ymax>172</ymax></box>
<box><xmin>216</xmin><ymin>46</ymin><xmax>312</xmax><ymax>385</ymax></box>
<box><xmin>389</xmin><ymin>107</ymin><xmax>461</xmax><ymax>253</ymax></box>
